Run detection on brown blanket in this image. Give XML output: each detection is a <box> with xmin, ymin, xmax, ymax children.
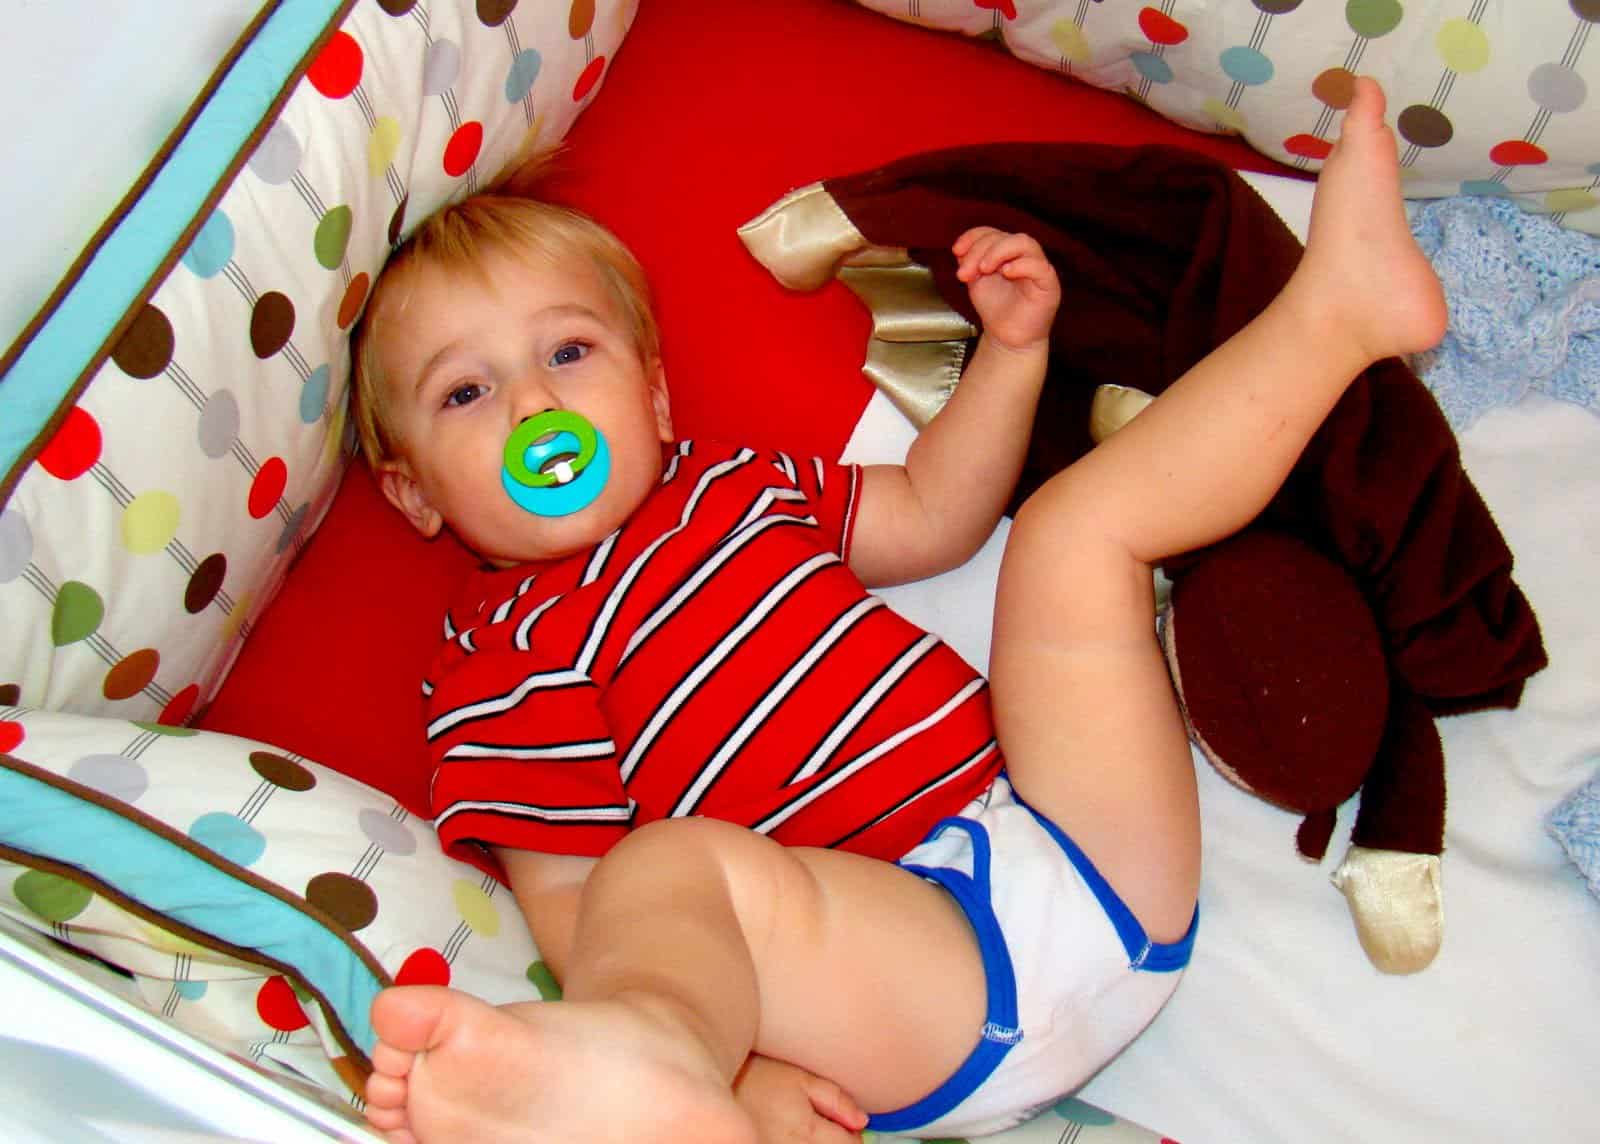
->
<box><xmin>824</xmin><ymin>143</ymin><xmax>1546</xmax><ymax>715</ymax></box>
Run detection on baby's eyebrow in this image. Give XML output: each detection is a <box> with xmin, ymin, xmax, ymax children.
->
<box><xmin>410</xmin><ymin>302</ymin><xmax>609</xmax><ymax>394</ymax></box>
<box><xmin>412</xmin><ymin>340</ymin><xmax>468</xmax><ymax>397</ymax></box>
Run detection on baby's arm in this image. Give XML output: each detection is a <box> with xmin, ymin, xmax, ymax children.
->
<box><xmin>848</xmin><ymin>228</ymin><xmax>1061</xmax><ymax>587</ymax></box>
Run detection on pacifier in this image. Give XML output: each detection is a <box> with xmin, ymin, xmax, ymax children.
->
<box><xmin>501</xmin><ymin>410</ymin><xmax>611</xmax><ymax>517</ymax></box>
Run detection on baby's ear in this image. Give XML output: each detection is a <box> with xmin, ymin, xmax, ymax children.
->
<box><xmin>376</xmin><ymin>461</ymin><xmax>444</xmax><ymax>538</ymax></box>
<box><xmin>649</xmin><ymin>358</ymin><xmax>673</xmax><ymax>443</ymax></box>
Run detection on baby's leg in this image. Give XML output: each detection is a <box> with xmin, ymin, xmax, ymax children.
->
<box><xmin>364</xmin><ymin>817</ymin><xmax>990</xmax><ymax>1143</ymax></box>
<box><xmin>989</xmin><ymin>77</ymin><xmax>1445</xmax><ymax>942</ymax></box>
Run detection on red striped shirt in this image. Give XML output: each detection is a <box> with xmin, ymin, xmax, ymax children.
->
<box><xmin>425</xmin><ymin>441</ymin><xmax>1002</xmax><ymax>863</ymax></box>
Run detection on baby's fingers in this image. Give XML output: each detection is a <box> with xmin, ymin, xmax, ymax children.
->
<box><xmin>955</xmin><ymin>230</ymin><xmax>1053</xmax><ymax>285</ymax></box>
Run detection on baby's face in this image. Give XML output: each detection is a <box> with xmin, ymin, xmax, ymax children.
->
<box><xmin>372</xmin><ymin>247</ymin><xmax>673</xmax><ymax>567</ymax></box>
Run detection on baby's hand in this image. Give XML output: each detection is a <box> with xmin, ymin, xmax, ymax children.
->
<box><xmin>952</xmin><ymin>227</ymin><xmax>1061</xmax><ymax>353</ymax></box>
<box><xmin>733</xmin><ymin>1054</ymin><xmax>867</xmax><ymax>1142</ymax></box>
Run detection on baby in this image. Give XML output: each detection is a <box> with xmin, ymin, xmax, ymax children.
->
<box><xmin>352</xmin><ymin>78</ymin><xmax>1443</xmax><ymax>1143</ymax></box>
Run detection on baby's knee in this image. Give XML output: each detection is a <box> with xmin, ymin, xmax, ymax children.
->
<box><xmin>606</xmin><ymin>816</ymin><xmax>785</xmax><ymax>882</ymax></box>
<box><xmin>617</xmin><ymin>817</ymin><xmax>813</xmax><ymax>900</ymax></box>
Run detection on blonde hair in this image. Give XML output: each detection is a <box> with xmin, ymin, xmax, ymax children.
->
<box><xmin>350</xmin><ymin>195</ymin><xmax>661</xmax><ymax>467</ymax></box>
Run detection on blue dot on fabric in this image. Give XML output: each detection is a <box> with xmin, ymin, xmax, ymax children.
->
<box><xmin>1054</xmin><ymin>1097</ymin><xmax>1117</xmax><ymax>1125</ymax></box>
<box><xmin>301</xmin><ymin>364</ymin><xmax>331</xmax><ymax>423</ymax></box>
<box><xmin>188</xmin><ymin>812</ymin><xmax>266</xmax><ymax>867</ymax></box>
<box><xmin>1220</xmin><ymin>45</ymin><xmax>1274</xmax><ymax>86</ymax></box>
<box><xmin>175</xmin><ymin>980</ymin><xmax>209</xmax><ymax>1001</ymax></box>
<box><xmin>182</xmin><ymin>209</ymin><xmax>236</xmax><ymax>279</ymax></box>
<box><xmin>505</xmin><ymin>48</ymin><xmax>542</xmax><ymax>102</ymax></box>
<box><xmin>1131</xmin><ymin>51</ymin><xmax>1174</xmax><ymax>85</ymax></box>
<box><xmin>1459</xmin><ymin>179</ymin><xmax>1512</xmax><ymax>198</ymax></box>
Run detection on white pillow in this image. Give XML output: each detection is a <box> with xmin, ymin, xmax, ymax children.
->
<box><xmin>0</xmin><ymin>0</ymin><xmax>636</xmax><ymax>720</ymax></box>
<box><xmin>856</xmin><ymin>0</ymin><xmax>1600</xmax><ymax>234</ymax></box>
<box><xmin>0</xmin><ymin>706</ymin><xmax>547</xmax><ymax>1100</ymax></box>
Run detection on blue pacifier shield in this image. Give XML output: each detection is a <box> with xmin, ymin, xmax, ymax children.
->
<box><xmin>501</xmin><ymin>411</ymin><xmax>611</xmax><ymax>518</ymax></box>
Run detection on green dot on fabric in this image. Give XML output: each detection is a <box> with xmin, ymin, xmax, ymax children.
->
<box><xmin>51</xmin><ymin>581</ymin><xmax>104</xmax><ymax>646</ymax></box>
<box><xmin>314</xmin><ymin>205</ymin><xmax>354</xmax><ymax>270</ymax></box>
<box><xmin>1345</xmin><ymin>0</ymin><xmax>1403</xmax><ymax>39</ymax></box>
<box><xmin>526</xmin><ymin>960</ymin><xmax>562</xmax><ymax>1000</ymax></box>
<box><xmin>133</xmin><ymin>721</ymin><xmax>200</xmax><ymax>737</ymax></box>
<box><xmin>14</xmin><ymin>868</ymin><xmax>93</xmax><ymax>922</ymax></box>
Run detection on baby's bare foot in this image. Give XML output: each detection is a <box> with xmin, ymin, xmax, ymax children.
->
<box><xmin>1291</xmin><ymin>77</ymin><xmax>1447</xmax><ymax>364</ymax></box>
<box><xmin>363</xmin><ymin>985</ymin><xmax>757</xmax><ymax>1144</ymax></box>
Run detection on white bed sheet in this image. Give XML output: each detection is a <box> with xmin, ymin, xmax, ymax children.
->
<box><xmin>844</xmin><ymin>172</ymin><xmax>1600</xmax><ymax>1144</ymax></box>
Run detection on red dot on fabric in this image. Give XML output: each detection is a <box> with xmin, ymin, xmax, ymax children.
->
<box><xmin>572</xmin><ymin>55</ymin><xmax>606</xmax><ymax>102</ymax></box>
<box><xmin>1488</xmin><ymin>139</ymin><xmax>1548</xmax><ymax>167</ymax></box>
<box><xmin>249</xmin><ymin>457</ymin><xmax>288</xmax><ymax>519</ymax></box>
<box><xmin>1283</xmin><ymin>132</ymin><xmax>1333</xmax><ymax>160</ymax></box>
<box><xmin>1138</xmin><ymin>7</ymin><xmax>1189</xmax><ymax>46</ymax></box>
<box><xmin>396</xmin><ymin>947</ymin><xmax>452</xmax><ymax>987</ymax></box>
<box><xmin>256</xmin><ymin>975</ymin><xmax>311</xmax><ymax>1032</ymax></box>
<box><xmin>975</xmin><ymin>0</ymin><xmax>1018</xmax><ymax>19</ymax></box>
<box><xmin>442</xmin><ymin>121</ymin><xmax>484</xmax><ymax>177</ymax></box>
<box><xmin>308</xmin><ymin>30</ymin><xmax>363</xmax><ymax>99</ymax></box>
<box><xmin>0</xmin><ymin>720</ymin><xmax>22</xmax><ymax>753</ymax></box>
<box><xmin>159</xmin><ymin>684</ymin><xmax>201</xmax><ymax>727</ymax></box>
<box><xmin>37</xmin><ymin>406</ymin><xmax>102</xmax><ymax>480</ymax></box>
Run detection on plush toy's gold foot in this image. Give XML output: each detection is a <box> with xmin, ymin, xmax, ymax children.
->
<box><xmin>1330</xmin><ymin>845</ymin><xmax>1443</xmax><ymax>974</ymax></box>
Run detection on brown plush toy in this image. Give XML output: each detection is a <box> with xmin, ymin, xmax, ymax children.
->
<box><xmin>740</xmin><ymin>139</ymin><xmax>1548</xmax><ymax>976</ymax></box>
<box><xmin>1158</xmin><ymin>528</ymin><xmax>1447</xmax><ymax>974</ymax></box>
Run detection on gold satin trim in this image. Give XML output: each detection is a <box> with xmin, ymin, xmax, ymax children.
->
<box><xmin>739</xmin><ymin>184</ymin><xmax>975</xmax><ymax>427</ymax></box>
<box><xmin>1089</xmin><ymin>383</ymin><xmax>1156</xmax><ymax>443</ymax></box>
<box><xmin>1330</xmin><ymin>845</ymin><xmax>1444</xmax><ymax>974</ymax></box>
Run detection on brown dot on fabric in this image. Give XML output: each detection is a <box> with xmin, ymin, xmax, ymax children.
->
<box><xmin>103</xmin><ymin>649</ymin><xmax>160</xmax><ymax>701</ymax></box>
<box><xmin>1311</xmin><ymin>67</ymin><xmax>1356</xmax><ymax>110</ymax></box>
<box><xmin>1398</xmin><ymin>104</ymin><xmax>1454</xmax><ymax>149</ymax></box>
<box><xmin>0</xmin><ymin>684</ymin><xmax>20</xmax><ymax>706</ymax></box>
<box><xmin>250</xmin><ymin>291</ymin><xmax>296</xmax><ymax>358</ymax></box>
<box><xmin>569</xmin><ymin>0</ymin><xmax>595</xmax><ymax>38</ymax></box>
<box><xmin>112</xmin><ymin>304</ymin><xmax>175</xmax><ymax>379</ymax></box>
<box><xmin>376</xmin><ymin>0</ymin><xmax>418</xmax><ymax>14</ymax></box>
<box><xmin>476</xmin><ymin>0</ymin><xmax>517</xmax><ymax>27</ymax></box>
<box><xmin>185</xmin><ymin>553</ymin><xmax>228</xmax><ymax>614</ymax></box>
<box><xmin>250</xmin><ymin>750</ymin><xmax>317</xmax><ymax>791</ymax></box>
<box><xmin>306</xmin><ymin>872</ymin><xmax>379</xmax><ymax>931</ymax></box>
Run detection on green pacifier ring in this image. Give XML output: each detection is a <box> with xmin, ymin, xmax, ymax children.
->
<box><xmin>503</xmin><ymin>410</ymin><xmax>599</xmax><ymax>489</ymax></box>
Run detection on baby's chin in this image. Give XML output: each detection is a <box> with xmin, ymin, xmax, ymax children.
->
<box><xmin>470</xmin><ymin>498</ymin><xmax>637</xmax><ymax>569</ymax></box>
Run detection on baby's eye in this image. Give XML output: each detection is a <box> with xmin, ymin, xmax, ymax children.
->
<box><xmin>549</xmin><ymin>341</ymin><xmax>590</xmax><ymax>367</ymax></box>
<box><xmin>444</xmin><ymin>382</ymin><xmax>486</xmax><ymax>408</ymax></box>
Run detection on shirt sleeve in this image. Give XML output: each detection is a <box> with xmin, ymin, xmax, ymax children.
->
<box><xmin>769</xmin><ymin>448</ymin><xmax>862</xmax><ymax>562</ymax></box>
<box><xmin>425</xmin><ymin>642</ymin><xmax>632</xmax><ymax>862</ymax></box>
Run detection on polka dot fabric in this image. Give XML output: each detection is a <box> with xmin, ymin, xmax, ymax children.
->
<box><xmin>0</xmin><ymin>706</ymin><xmax>548</xmax><ymax>1103</ymax></box>
<box><xmin>857</xmin><ymin>1</ymin><xmax>1600</xmax><ymax>234</ymax></box>
<box><xmin>0</xmin><ymin>0</ymin><xmax>636</xmax><ymax>721</ymax></box>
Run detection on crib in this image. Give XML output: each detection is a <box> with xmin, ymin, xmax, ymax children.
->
<box><xmin>3</xmin><ymin>2</ymin><xmax>1598</xmax><ymax>1141</ymax></box>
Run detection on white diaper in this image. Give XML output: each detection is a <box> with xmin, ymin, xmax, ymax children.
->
<box><xmin>868</xmin><ymin>774</ymin><xmax>1196</xmax><ymax>1138</ymax></box>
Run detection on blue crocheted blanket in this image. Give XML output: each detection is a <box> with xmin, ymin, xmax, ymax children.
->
<box><xmin>1407</xmin><ymin>195</ymin><xmax>1600</xmax><ymax>431</ymax></box>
